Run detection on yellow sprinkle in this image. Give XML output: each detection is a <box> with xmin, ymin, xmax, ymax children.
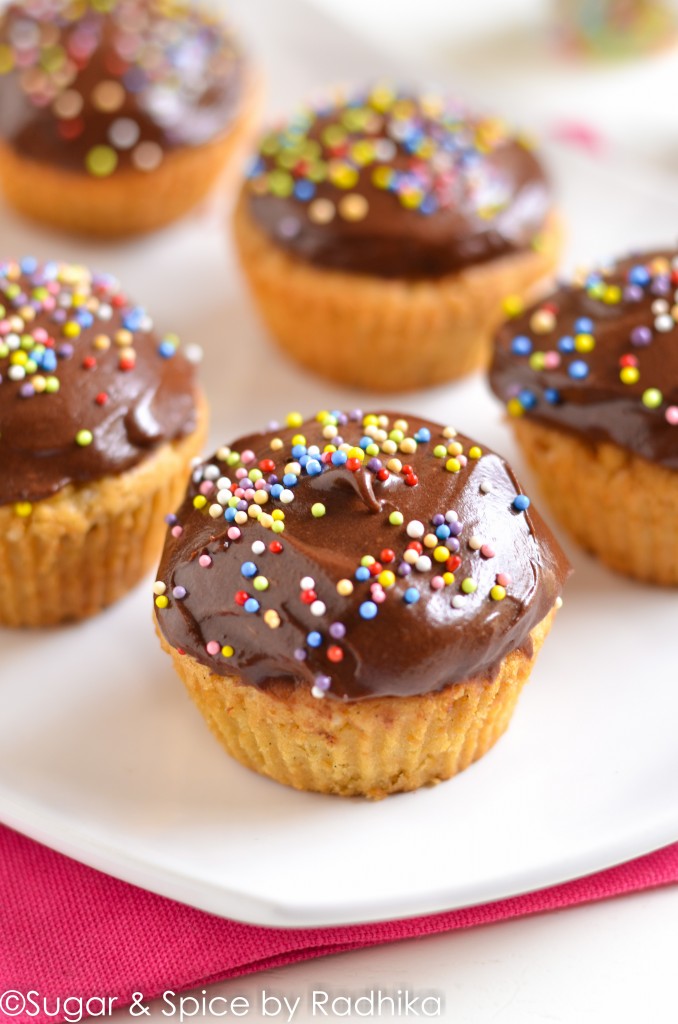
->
<box><xmin>490</xmin><ymin>585</ymin><xmax>507</xmax><ymax>601</ymax></box>
<box><xmin>445</xmin><ymin>458</ymin><xmax>461</xmax><ymax>473</ymax></box>
<box><xmin>221</xmin><ymin>645</ymin><xmax>234</xmax><ymax>658</ymax></box>
<box><xmin>469</xmin><ymin>446</ymin><xmax>482</xmax><ymax>459</ymax></box>
<box><xmin>286</xmin><ymin>412</ymin><xmax>303</xmax><ymax>428</ymax></box>
<box><xmin>507</xmin><ymin>398</ymin><xmax>525</xmax><ymax>418</ymax></box>
<box><xmin>433</xmin><ymin>546</ymin><xmax>450</xmax><ymax>562</ymax></box>
<box><xmin>193</xmin><ymin>495</ymin><xmax>207</xmax><ymax>509</ymax></box>
<box><xmin>155</xmin><ymin>595</ymin><xmax>169</xmax><ymax>609</ymax></box>
<box><xmin>502</xmin><ymin>295</ymin><xmax>524</xmax><ymax>318</ymax></box>
<box><xmin>14</xmin><ymin>502</ymin><xmax>33</xmax><ymax>518</ymax></box>
<box><xmin>620</xmin><ymin>366</ymin><xmax>639</xmax><ymax>385</ymax></box>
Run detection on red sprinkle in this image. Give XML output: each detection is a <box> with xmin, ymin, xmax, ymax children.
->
<box><xmin>407</xmin><ymin>541</ymin><xmax>423</xmax><ymax>554</ymax></box>
<box><xmin>327</xmin><ymin>646</ymin><xmax>344</xmax><ymax>663</ymax></box>
<box><xmin>269</xmin><ymin>541</ymin><xmax>283</xmax><ymax>553</ymax></box>
<box><xmin>346</xmin><ymin>457</ymin><xmax>361</xmax><ymax>472</ymax></box>
<box><xmin>300</xmin><ymin>590</ymin><xmax>317</xmax><ymax>604</ymax></box>
<box><xmin>404</xmin><ymin>473</ymin><xmax>418</xmax><ymax>487</ymax></box>
<box><xmin>235</xmin><ymin>590</ymin><xmax>249</xmax><ymax>606</ymax></box>
<box><xmin>368</xmin><ymin>562</ymin><xmax>382</xmax><ymax>576</ymax></box>
<box><xmin>259</xmin><ymin>459</ymin><xmax>276</xmax><ymax>473</ymax></box>
<box><xmin>447</xmin><ymin>555</ymin><xmax>462</xmax><ymax>572</ymax></box>
<box><xmin>95</xmin><ymin>392</ymin><xmax>109</xmax><ymax>406</ymax></box>
<box><xmin>82</xmin><ymin>356</ymin><xmax>96</xmax><ymax>369</ymax></box>
<box><xmin>376</xmin><ymin>469</ymin><xmax>390</xmax><ymax>482</ymax></box>
<box><xmin>380</xmin><ymin>548</ymin><xmax>395</xmax><ymax>563</ymax></box>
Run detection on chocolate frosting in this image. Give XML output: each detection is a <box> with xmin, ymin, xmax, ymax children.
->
<box><xmin>155</xmin><ymin>411</ymin><xmax>569</xmax><ymax>701</ymax></box>
<box><xmin>490</xmin><ymin>250</ymin><xmax>678</xmax><ymax>469</ymax></box>
<box><xmin>244</xmin><ymin>86</ymin><xmax>552</xmax><ymax>279</ymax></box>
<box><xmin>0</xmin><ymin>0</ymin><xmax>245</xmax><ymax>178</ymax></box>
<box><xmin>0</xmin><ymin>257</ymin><xmax>200</xmax><ymax>507</ymax></box>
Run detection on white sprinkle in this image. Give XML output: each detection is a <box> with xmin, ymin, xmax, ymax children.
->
<box><xmin>153</xmin><ymin>581</ymin><xmax>166</xmax><ymax>595</ymax></box>
<box><xmin>310</xmin><ymin>600</ymin><xmax>326</xmax><ymax>616</ymax></box>
<box><xmin>406</xmin><ymin>519</ymin><xmax>425</xmax><ymax>539</ymax></box>
<box><xmin>300</xmin><ymin>576</ymin><xmax>315</xmax><ymax>591</ymax></box>
<box><xmin>311</xmin><ymin>686</ymin><xmax>326</xmax><ymax>699</ymax></box>
<box><xmin>251</xmin><ymin>540</ymin><xmax>266</xmax><ymax>555</ymax></box>
<box><xmin>415</xmin><ymin>555</ymin><xmax>432</xmax><ymax>573</ymax></box>
<box><xmin>280</xmin><ymin>489</ymin><xmax>295</xmax><ymax>504</ymax></box>
<box><xmin>208</xmin><ymin>504</ymin><xmax>223</xmax><ymax>519</ymax></box>
<box><xmin>452</xmin><ymin>595</ymin><xmax>466</xmax><ymax>609</ymax></box>
<box><xmin>480</xmin><ymin>481</ymin><xmax>494</xmax><ymax>494</ymax></box>
<box><xmin>468</xmin><ymin>535</ymin><xmax>482</xmax><ymax>550</ymax></box>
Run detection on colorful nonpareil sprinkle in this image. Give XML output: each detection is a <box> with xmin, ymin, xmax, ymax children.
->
<box><xmin>154</xmin><ymin>411</ymin><xmax>537</xmax><ymax>699</ymax></box>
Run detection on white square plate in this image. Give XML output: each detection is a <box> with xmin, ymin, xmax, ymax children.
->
<box><xmin>0</xmin><ymin>0</ymin><xmax>677</xmax><ymax>928</ymax></box>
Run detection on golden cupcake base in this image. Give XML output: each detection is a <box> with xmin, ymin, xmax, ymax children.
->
<box><xmin>233</xmin><ymin>196</ymin><xmax>562</xmax><ymax>392</ymax></box>
<box><xmin>0</xmin><ymin>75</ymin><xmax>263</xmax><ymax>238</ymax></box>
<box><xmin>158</xmin><ymin>607</ymin><xmax>556</xmax><ymax>799</ymax></box>
<box><xmin>0</xmin><ymin>395</ymin><xmax>207</xmax><ymax>628</ymax></box>
<box><xmin>512</xmin><ymin>418</ymin><xmax>678</xmax><ymax>586</ymax></box>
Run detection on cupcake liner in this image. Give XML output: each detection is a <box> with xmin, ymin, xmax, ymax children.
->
<box><xmin>233</xmin><ymin>196</ymin><xmax>562</xmax><ymax>392</ymax></box>
<box><xmin>512</xmin><ymin>419</ymin><xmax>678</xmax><ymax>586</ymax></box>
<box><xmin>0</xmin><ymin>398</ymin><xmax>207</xmax><ymax>628</ymax></box>
<box><xmin>0</xmin><ymin>75</ymin><xmax>262</xmax><ymax>238</ymax></box>
<box><xmin>158</xmin><ymin>608</ymin><xmax>556</xmax><ymax>799</ymax></box>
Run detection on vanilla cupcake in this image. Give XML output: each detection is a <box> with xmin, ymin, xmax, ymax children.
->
<box><xmin>154</xmin><ymin>409</ymin><xmax>569</xmax><ymax>798</ymax></box>
<box><xmin>0</xmin><ymin>257</ymin><xmax>207</xmax><ymax>627</ymax></box>
<box><xmin>233</xmin><ymin>84</ymin><xmax>561</xmax><ymax>392</ymax></box>
<box><xmin>491</xmin><ymin>249</ymin><xmax>678</xmax><ymax>585</ymax></box>
<box><xmin>0</xmin><ymin>0</ymin><xmax>261</xmax><ymax>237</ymax></box>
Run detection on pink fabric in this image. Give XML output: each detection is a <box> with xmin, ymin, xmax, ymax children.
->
<box><xmin>1</xmin><ymin>825</ymin><xmax>677</xmax><ymax>1024</ymax></box>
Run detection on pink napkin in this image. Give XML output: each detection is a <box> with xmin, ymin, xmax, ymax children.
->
<box><xmin>1</xmin><ymin>825</ymin><xmax>677</xmax><ymax>1024</ymax></box>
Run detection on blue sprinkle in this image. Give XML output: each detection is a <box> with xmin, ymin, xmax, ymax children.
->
<box><xmin>122</xmin><ymin>307</ymin><xmax>145</xmax><ymax>332</ymax></box>
<box><xmin>158</xmin><ymin>340</ymin><xmax>176</xmax><ymax>359</ymax></box>
<box><xmin>331</xmin><ymin>451</ymin><xmax>348</xmax><ymax>466</ymax></box>
<box><xmin>513</xmin><ymin>495</ymin><xmax>531</xmax><ymax>512</ymax></box>
<box><xmin>545</xmin><ymin>388</ymin><xmax>561</xmax><ymax>404</ymax></box>
<box><xmin>225</xmin><ymin>508</ymin><xmax>237</xmax><ymax>522</ymax></box>
<box><xmin>629</xmin><ymin>265</ymin><xmax>651</xmax><ymax>287</ymax></box>
<box><xmin>270</xmin><ymin>484</ymin><xmax>283</xmax><ymax>499</ymax></box>
<box><xmin>76</xmin><ymin>310</ymin><xmax>94</xmax><ymax>329</ymax></box>
<box><xmin>435</xmin><ymin>524</ymin><xmax>450</xmax><ymax>540</ymax></box>
<box><xmin>41</xmin><ymin>351</ymin><xmax>57</xmax><ymax>373</ymax></box>
<box><xmin>568</xmin><ymin>360</ymin><xmax>589</xmax><ymax>380</ymax></box>
<box><xmin>420</xmin><ymin>195</ymin><xmax>438</xmax><ymax>215</ymax></box>
<box><xmin>294</xmin><ymin>180</ymin><xmax>315</xmax><ymax>201</ymax></box>
<box><xmin>557</xmin><ymin>335</ymin><xmax>575</xmax><ymax>353</ymax></box>
<box><xmin>244</xmin><ymin>598</ymin><xmax>260</xmax><ymax>614</ymax></box>
<box><xmin>403</xmin><ymin>588</ymin><xmax>420</xmax><ymax>604</ymax></box>
<box><xmin>282</xmin><ymin>473</ymin><xmax>298</xmax><ymax>487</ymax></box>
<box><xmin>414</xmin><ymin>427</ymin><xmax>431</xmax><ymax>443</ymax></box>
<box><xmin>20</xmin><ymin>256</ymin><xmax>38</xmax><ymax>275</ymax></box>
<box><xmin>574</xmin><ymin>317</ymin><xmax>593</xmax><ymax>333</ymax></box>
<box><xmin>359</xmin><ymin>601</ymin><xmax>378</xmax><ymax>620</ymax></box>
<box><xmin>359</xmin><ymin>436</ymin><xmax>372</xmax><ymax>450</ymax></box>
<box><xmin>355</xmin><ymin>566</ymin><xmax>370</xmax><ymax>582</ymax></box>
<box><xmin>305</xmin><ymin>459</ymin><xmax>322</xmax><ymax>476</ymax></box>
<box><xmin>511</xmin><ymin>335</ymin><xmax>532</xmax><ymax>356</ymax></box>
<box><xmin>291</xmin><ymin>444</ymin><xmax>307</xmax><ymax>459</ymax></box>
<box><xmin>241</xmin><ymin>561</ymin><xmax>257</xmax><ymax>578</ymax></box>
<box><xmin>307</xmin><ymin>631</ymin><xmax>323</xmax><ymax>648</ymax></box>
<box><xmin>519</xmin><ymin>389</ymin><xmax>538</xmax><ymax>410</ymax></box>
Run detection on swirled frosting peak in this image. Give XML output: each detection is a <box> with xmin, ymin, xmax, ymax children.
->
<box><xmin>155</xmin><ymin>410</ymin><xmax>569</xmax><ymax>701</ymax></box>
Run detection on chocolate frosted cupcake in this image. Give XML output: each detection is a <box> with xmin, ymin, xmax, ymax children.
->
<box><xmin>154</xmin><ymin>410</ymin><xmax>568</xmax><ymax>798</ymax></box>
<box><xmin>233</xmin><ymin>84</ymin><xmax>561</xmax><ymax>392</ymax></box>
<box><xmin>491</xmin><ymin>249</ymin><xmax>678</xmax><ymax>585</ymax></box>
<box><xmin>0</xmin><ymin>257</ymin><xmax>207</xmax><ymax>627</ymax></box>
<box><xmin>0</xmin><ymin>0</ymin><xmax>261</xmax><ymax>237</ymax></box>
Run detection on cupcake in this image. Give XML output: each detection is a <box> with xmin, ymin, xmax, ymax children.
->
<box><xmin>490</xmin><ymin>249</ymin><xmax>678</xmax><ymax>586</ymax></box>
<box><xmin>154</xmin><ymin>409</ymin><xmax>569</xmax><ymax>798</ymax></box>
<box><xmin>233</xmin><ymin>84</ymin><xmax>561</xmax><ymax>392</ymax></box>
<box><xmin>0</xmin><ymin>257</ymin><xmax>207</xmax><ymax>628</ymax></box>
<box><xmin>0</xmin><ymin>0</ymin><xmax>260</xmax><ymax>237</ymax></box>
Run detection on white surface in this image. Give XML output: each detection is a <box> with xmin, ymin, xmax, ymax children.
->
<box><xmin>1</xmin><ymin>0</ymin><xmax>678</xmax><ymax>931</ymax></box>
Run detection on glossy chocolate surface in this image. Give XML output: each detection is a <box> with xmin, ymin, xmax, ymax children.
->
<box><xmin>490</xmin><ymin>250</ymin><xmax>678</xmax><ymax>469</ymax></box>
<box><xmin>155</xmin><ymin>411</ymin><xmax>569</xmax><ymax>701</ymax></box>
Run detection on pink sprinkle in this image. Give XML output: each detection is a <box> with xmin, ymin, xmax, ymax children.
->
<box><xmin>227</xmin><ymin>527</ymin><xmax>241</xmax><ymax>540</ymax></box>
<box><xmin>243</xmin><ymin>488</ymin><xmax>256</xmax><ymax>500</ymax></box>
<box><xmin>171</xmin><ymin>525</ymin><xmax>183</xmax><ymax>538</ymax></box>
<box><xmin>430</xmin><ymin>575</ymin><xmax>445</xmax><ymax>590</ymax></box>
<box><xmin>666</xmin><ymin>406</ymin><xmax>678</xmax><ymax>425</ymax></box>
<box><xmin>199</xmin><ymin>481</ymin><xmax>215</xmax><ymax>496</ymax></box>
<box><xmin>33</xmin><ymin>327</ymin><xmax>48</xmax><ymax>343</ymax></box>
<box><xmin>543</xmin><ymin>352</ymin><xmax>560</xmax><ymax>369</ymax></box>
<box><xmin>241</xmin><ymin>449</ymin><xmax>255</xmax><ymax>464</ymax></box>
<box><xmin>205</xmin><ymin>641</ymin><xmax>220</xmax><ymax>656</ymax></box>
<box><xmin>480</xmin><ymin>545</ymin><xmax>495</xmax><ymax>559</ymax></box>
<box><xmin>235</xmin><ymin>468</ymin><xmax>248</xmax><ymax>479</ymax></box>
<box><xmin>496</xmin><ymin>573</ymin><xmax>511</xmax><ymax>587</ymax></box>
<box><xmin>458</xmin><ymin>455</ymin><xmax>468</xmax><ymax>467</ymax></box>
<box><xmin>254</xmin><ymin>479</ymin><xmax>268</xmax><ymax>490</ymax></box>
<box><xmin>372</xmin><ymin>590</ymin><xmax>386</xmax><ymax>603</ymax></box>
<box><xmin>199</xmin><ymin>554</ymin><xmax>212</xmax><ymax>568</ymax></box>
<box><xmin>0</xmin><ymin>321</ymin><xmax>9</xmax><ymax>335</ymax></box>
<box><xmin>234</xmin><ymin>488</ymin><xmax>245</xmax><ymax>498</ymax></box>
